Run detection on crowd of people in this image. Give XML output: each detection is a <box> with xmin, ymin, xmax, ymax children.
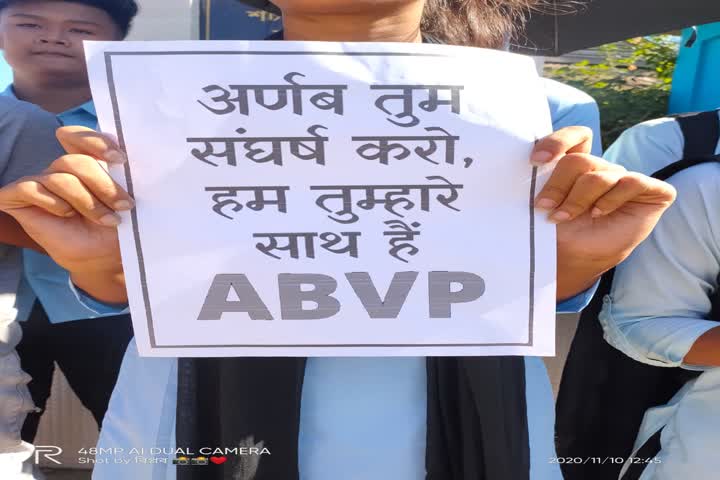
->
<box><xmin>0</xmin><ymin>1</ymin><xmax>716</xmax><ymax>480</ymax></box>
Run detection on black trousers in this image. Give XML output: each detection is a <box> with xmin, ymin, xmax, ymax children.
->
<box><xmin>15</xmin><ymin>301</ymin><xmax>133</xmax><ymax>441</ymax></box>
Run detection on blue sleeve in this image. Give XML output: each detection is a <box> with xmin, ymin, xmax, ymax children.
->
<box><xmin>543</xmin><ymin>78</ymin><xmax>603</xmax><ymax>156</ymax></box>
<box><xmin>70</xmin><ymin>281</ymin><xmax>599</xmax><ymax>317</ymax></box>
<box><xmin>68</xmin><ymin>278</ymin><xmax>129</xmax><ymax>315</ymax></box>
<box><xmin>556</xmin><ymin>281</ymin><xmax>600</xmax><ymax>314</ymax></box>
<box><xmin>603</xmin><ymin>116</ymin><xmax>684</xmax><ymax>175</ymax></box>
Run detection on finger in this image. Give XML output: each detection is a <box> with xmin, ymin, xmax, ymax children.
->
<box><xmin>531</xmin><ymin>126</ymin><xmax>594</xmax><ymax>165</ymax></box>
<box><xmin>0</xmin><ymin>177</ymin><xmax>76</xmax><ymax>218</ymax></box>
<box><xmin>37</xmin><ymin>172</ymin><xmax>121</xmax><ymax>227</ymax></box>
<box><xmin>47</xmin><ymin>154</ymin><xmax>134</xmax><ymax>211</ymax></box>
<box><xmin>592</xmin><ymin>174</ymin><xmax>676</xmax><ymax>217</ymax></box>
<box><xmin>56</xmin><ymin>125</ymin><xmax>126</xmax><ymax>164</ymax></box>
<box><xmin>548</xmin><ymin>170</ymin><xmax>625</xmax><ymax>223</ymax></box>
<box><xmin>535</xmin><ymin>153</ymin><xmax>616</xmax><ymax>211</ymax></box>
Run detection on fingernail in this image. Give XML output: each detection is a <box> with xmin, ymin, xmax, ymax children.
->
<box><xmin>535</xmin><ymin>198</ymin><xmax>556</xmax><ymax>211</ymax></box>
<box><xmin>531</xmin><ymin>151</ymin><xmax>553</xmax><ymax>166</ymax></box>
<box><xmin>114</xmin><ymin>199</ymin><xmax>134</xmax><ymax>211</ymax></box>
<box><xmin>99</xmin><ymin>213</ymin><xmax>121</xmax><ymax>226</ymax></box>
<box><xmin>63</xmin><ymin>210</ymin><xmax>77</xmax><ymax>217</ymax></box>
<box><xmin>591</xmin><ymin>207</ymin><xmax>603</xmax><ymax>218</ymax></box>
<box><xmin>549</xmin><ymin>211</ymin><xmax>571</xmax><ymax>223</ymax></box>
<box><xmin>104</xmin><ymin>150</ymin><xmax>127</xmax><ymax>164</ymax></box>
<box><xmin>103</xmin><ymin>132</ymin><xmax>120</xmax><ymax>144</ymax></box>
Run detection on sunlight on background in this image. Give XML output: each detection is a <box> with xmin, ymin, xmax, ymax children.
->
<box><xmin>0</xmin><ymin>51</ymin><xmax>12</xmax><ymax>89</ymax></box>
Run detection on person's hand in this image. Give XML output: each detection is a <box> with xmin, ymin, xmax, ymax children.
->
<box><xmin>532</xmin><ymin>127</ymin><xmax>677</xmax><ymax>301</ymax></box>
<box><xmin>0</xmin><ymin>126</ymin><xmax>132</xmax><ymax>303</ymax></box>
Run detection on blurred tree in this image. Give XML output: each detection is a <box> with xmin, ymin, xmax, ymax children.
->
<box><xmin>546</xmin><ymin>35</ymin><xmax>679</xmax><ymax>148</ymax></box>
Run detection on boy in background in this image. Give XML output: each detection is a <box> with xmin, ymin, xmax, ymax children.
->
<box><xmin>0</xmin><ymin>0</ymin><xmax>138</xmax><ymax>440</ymax></box>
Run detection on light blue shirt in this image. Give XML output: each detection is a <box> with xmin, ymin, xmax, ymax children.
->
<box><xmin>543</xmin><ymin>78</ymin><xmax>603</xmax><ymax>156</ymax></box>
<box><xmin>79</xmin><ymin>78</ymin><xmax>602</xmax><ymax>480</ymax></box>
<box><xmin>0</xmin><ymin>85</ymin><xmax>107</xmax><ymax>323</ymax></box>
<box><xmin>601</xmin><ymin>113</ymin><xmax>720</xmax><ymax>479</ymax></box>
<box><xmin>80</xmin><ymin>287</ymin><xmax>593</xmax><ymax>480</ymax></box>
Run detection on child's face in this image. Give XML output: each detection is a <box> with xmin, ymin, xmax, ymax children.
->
<box><xmin>0</xmin><ymin>1</ymin><xmax>122</xmax><ymax>83</ymax></box>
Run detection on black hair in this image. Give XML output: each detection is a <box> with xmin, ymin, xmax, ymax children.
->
<box><xmin>422</xmin><ymin>0</ymin><xmax>549</xmax><ymax>48</ymax></box>
<box><xmin>0</xmin><ymin>0</ymin><xmax>139</xmax><ymax>37</ymax></box>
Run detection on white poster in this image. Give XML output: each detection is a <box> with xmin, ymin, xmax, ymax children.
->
<box><xmin>86</xmin><ymin>40</ymin><xmax>556</xmax><ymax>357</ymax></box>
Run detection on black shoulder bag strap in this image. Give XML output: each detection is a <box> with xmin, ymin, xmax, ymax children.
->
<box><xmin>675</xmin><ymin>109</ymin><xmax>720</xmax><ymax>159</ymax></box>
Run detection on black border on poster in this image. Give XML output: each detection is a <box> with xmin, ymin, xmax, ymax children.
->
<box><xmin>104</xmin><ymin>50</ymin><xmax>538</xmax><ymax>349</ymax></box>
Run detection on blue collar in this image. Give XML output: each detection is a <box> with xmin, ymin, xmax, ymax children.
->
<box><xmin>67</xmin><ymin>99</ymin><xmax>96</xmax><ymax>118</ymax></box>
<box><xmin>1</xmin><ymin>84</ymin><xmax>95</xmax><ymax>118</ymax></box>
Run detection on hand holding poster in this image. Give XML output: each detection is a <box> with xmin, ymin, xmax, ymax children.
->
<box><xmin>85</xmin><ymin>40</ymin><xmax>556</xmax><ymax>357</ymax></box>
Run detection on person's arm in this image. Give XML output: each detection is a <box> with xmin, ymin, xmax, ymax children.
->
<box><xmin>0</xmin><ymin>100</ymin><xmax>64</xmax><ymax>252</ymax></box>
<box><xmin>0</xmin><ymin>211</ymin><xmax>44</xmax><ymax>252</ymax></box>
<box><xmin>70</xmin><ymin>269</ymin><xmax>128</xmax><ymax>305</ymax></box>
<box><xmin>531</xmin><ymin>127</ymin><xmax>676</xmax><ymax>302</ymax></box>
<box><xmin>0</xmin><ymin>123</ymin><xmax>675</xmax><ymax>309</ymax></box>
<box><xmin>0</xmin><ymin>126</ymin><xmax>131</xmax><ymax>304</ymax></box>
<box><xmin>543</xmin><ymin>79</ymin><xmax>610</xmax><ymax>302</ymax></box>
<box><xmin>67</xmin><ymin>277</ymin><xmax>129</xmax><ymax>315</ymax></box>
<box><xmin>600</xmin><ymin>163</ymin><xmax>720</xmax><ymax>369</ymax></box>
<box><xmin>685</xmin><ymin>327</ymin><xmax>720</xmax><ymax>366</ymax></box>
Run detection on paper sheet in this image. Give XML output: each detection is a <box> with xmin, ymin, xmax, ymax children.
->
<box><xmin>85</xmin><ymin>40</ymin><xmax>556</xmax><ymax>357</ymax></box>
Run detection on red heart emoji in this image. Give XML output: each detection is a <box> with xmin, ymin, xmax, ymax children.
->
<box><xmin>210</xmin><ymin>456</ymin><xmax>227</xmax><ymax>465</ymax></box>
